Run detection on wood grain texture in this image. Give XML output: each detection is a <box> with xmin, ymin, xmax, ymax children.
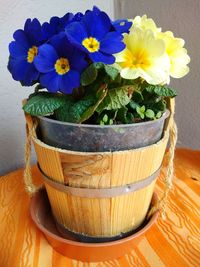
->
<box><xmin>0</xmin><ymin>148</ymin><xmax>199</xmax><ymax>266</ymax></box>
<box><xmin>33</xmin><ymin>131</ymin><xmax>168</xmax><ymax>237</ymax></box>
<box><xmin>23</xmin><ymin>99</ymin><xmax>172</xmax><ymax>237</ymax></box>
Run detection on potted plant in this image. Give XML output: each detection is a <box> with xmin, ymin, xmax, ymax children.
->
<box><xmin>8</xmin><ymin>7</ymin><xmax>190</xmax><ymax>242</ymax></box>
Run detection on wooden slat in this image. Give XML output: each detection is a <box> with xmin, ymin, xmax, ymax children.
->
<box><xmin>59</xmin><ymin>153</ymin><xmax>112</xmax><ymax>188</ymax></box>
<box><xmin>34</xmin><ymin>142</ymin><xmax>64</xmax><ymax>183</ymax></box>
<box><xmin>110</xmin><ymin>133</ymin><xmax>168</xmax><ymax>186</ymax></box>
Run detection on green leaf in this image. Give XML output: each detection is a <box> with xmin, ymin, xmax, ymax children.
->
<box><xmin>67</xmin><ymin>85</ymin><xmax>108</xmax><ymax>123</ymax></box>
<box><xmin>99</xmin><ymin>111</ymin><xmax>116</xmax><ymax>125</ymax></box>
<box><xmin>54</xmin><ymin>96</ymin><xmax>74</xmax><ymax>122</ymax></box>
<box><xmin>156</xmin><ymin>111</ymin><xmax>162</xmax><ymax>119</ymax></box>
<box><xmin>104</xmin><ymin>65</ymin><xmax>119</xmax><ymax>81</ymax></box>
<box><xmin>146</xmin><ymin>85</ymin><xmax>177</xmax><ymax>98</ymax></box>
<box><xmin>126</xmin><ymin>112</ymin><xmax>134</xmax><ymax>123</ymax></box>
<box><xmin>77</xmin><ymin>87</ymin><xmax>107</xmax><ymax>123</ymax></box>
<box><xmin>109</xmin><ymin>119</ymin><xmax>114</xmax><ymax>125</ymax></box>
<box><xmin>145</xmin><ymin>109</ymin><xmax>155</xmax><ymax>119</ymax></box>
<box><xmin>117</xmin><ymin>106</ymin><xmax>128</xmax><ymax>123</ymax></box>
<box><xmin>69</xmin><ymin>94</ymin><xmax>96</xmax><ymax>122</ymax></box>
<box><xmin>136</xmin><ymin>105</ymin><xmax>145</xmax><ymax>119</ymax></box>
<box><xmin>81</xmin><ymin>64</ymin><xmax>98</xmax><ymax>86</ymax></box>
<box><xmin>94</xmin><ymin>62</ymin><xmax>104</xmax><ymax>69</ymax></box>
<box><xmin>132</xmin><ymin>90</ymin><xmax>144</xmax><ymax>102</ymax></box>
<box><xmin>97</xmin><ymin>85</ymin><xmax>133</xmax><ymax>113</ymax></box>
<box><xmin>152</xmin><ymin>100</ymin><xmax>166</xmax><ymax>111</ymax></box>
<box><xmin>129</xmin><ymin>100</ymin><xmax>140</xmax><ymax>110</ymax></box>
<box><xmin>144</xmin><ymin>85</ymin><xmax>155</xmax><ymax>94</ymax></box>
<box><xmin>117</xmin><ymin>107</ymin><xmax>128</xmax><ymax>123</ymax></box>
<box><xmin>23</xmin><ymin>92</ymin><xmax>65</xmax><ymax>116</ymax></box>
<box><xmin>140</xmin><ymin>105</ymin><xmax>145</xmax><ymax>113</ymax></box>
<box><xmin>102</xmin><ymin>114</ymin><xmax>108</xmax><ymax>123</ymax></box>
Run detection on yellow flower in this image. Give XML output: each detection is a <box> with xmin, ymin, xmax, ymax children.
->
<box><xmin>129</xmin><ymin>15</ymin><xmax>161</xmax><ymax>34</ymax></box>
<box><xmin>158</xmin><ymin>31</ymin><xmax>190</xmax><ymax>78</ymax></box>
<box><xmin>114</xmin><ymin>28</ymin><xmax>170</xmax><ymax>85</ymax></box>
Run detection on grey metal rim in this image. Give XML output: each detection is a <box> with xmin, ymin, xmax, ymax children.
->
<box><xmin>38</xmin><ymin>164</ymin><xmax>160</xmax><ymax>198</ymax></box>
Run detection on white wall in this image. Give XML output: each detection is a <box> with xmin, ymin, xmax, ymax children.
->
<box><xmin>115</xmin><ymin>0</ymin><xmax>200</xmax><ymax>149</ymax></box>
<box><xmin>0</xmin><ymin>0</ymin><xmax>114</xmax><ymax>175</ymax></box>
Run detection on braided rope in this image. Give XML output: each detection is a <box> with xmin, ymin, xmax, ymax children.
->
<box><xmin>147</xmin><ymin>120</ymin><xmax>178</xmax><ymax>219</ymax></box>
<box><xmin>24</xmin><ymin>121</ymin><xmax>40</xmax><ymax>195</ymax></box>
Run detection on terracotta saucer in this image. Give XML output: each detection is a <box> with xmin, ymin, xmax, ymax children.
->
<box><xmin>30</xmin><ymin>189</ymin><xmax>158</xmax><ymax>262</ymax></box>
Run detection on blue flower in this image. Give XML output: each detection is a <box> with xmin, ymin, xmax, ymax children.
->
<box><xmin>8</xmin><ymin>18</ymin><xmax>46</xmax><ymax>86</ymax></box>
<box><xmin>112</xmin><ymin>19</ymin><xmax>132</xmax><ymax>34</ymax></box>
<box><xmin>72</xmin><ymin>12</ymin><xmax>84</xmax><ymax>22</ymax></box>
<box><xmin>34</xmin><ymin>33</ymin><xmax>87</xmax><ymax>94</ymax></box>
<box><xmin>42</xmin><ymin>13</ymin><xmax>74</xmax><ymax>40</ymax></box>
<box><xmin>65</xmin><ymin>8</ymin><xmax>125</xmax><ymax>64</ymax></box>
<box><xmin>92</xmin><ymin>6</ymin><xmax>132</xmax><ymax>34</ymax></box>
<box><xmin>42</xmin><ymin>12</ymin><xmax>84</xmax><ymax>40</ymax></box>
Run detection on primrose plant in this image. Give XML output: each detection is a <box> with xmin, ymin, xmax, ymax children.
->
<box><xmin>8</xmin><ymin>7</ymin><xmax>190</xmax><ymax>125</ymax></box>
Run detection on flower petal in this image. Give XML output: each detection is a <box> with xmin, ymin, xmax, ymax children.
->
<box><xmin>40</xmin><ymin>71</ymin><xmax>60</xmax><ymax>92</ymax></box>
<box><xmin>100</xmin><ymin>32</ymin><xmax>125</xmax><ymax>54</ymax></box>
<box><xmin>65</xmin><ymin>22</ymin><xmax>88</xmax><ymax>52</ymax></box>
<box><xmin>34</xmin><ymin>44</ymin><xmax>58</xmax><ymax>73</ymax></box>
<box><xmin>50</xmin><ymin>33</ymin><xmax>73</xmax><ymax>58</ymax></box>
<box><xmin>120</xmin><ymin>67</ymin><xmax>141</xmax><ymax>80</ymax></box>
<box><xmin>42</xmin><ymin>19</ymin><xmax>58</xmax><ymax>40</ymax></box>
<box><xmin>24</xmin><ymin>64</ymin><xmax>40</xmax><ymax>85</ymax></box>
<box><xmin>170</xmin><ymin>51</ymin><xmax>190</xmax><ymax>78</ymax></box>
<box><xmin>13</xmin><ymin>29</ymin><xmax>30</xmax><ymax>49</ymax></box>
<box><xmin>59</xmin><ymin>13</ymin><xmax>74</xmax><ymax>30</ymax></box>
<box><xmin>83</xmin><ymin>10</ymin><xmax>111</xmax><ymax>40</ymax></box>
<box><xmin>49</xmin><ymin>33</ymin><xmax>87</xmax><ymax>71</ymax></box>
<box><xmin>143</xmin><ymin>65</ymin><xmax>170</xmax><ymax>84</ymax></box>
<box><xmin>8</xmin><ymin>58</ymin><xmax>29</xmax><ymax>81</ymax></box>
<box><xmin>8</xmin><ymin>57</ymin><xmax>39</xmax><ymax>85</ymax></box>
<box><xmin>69</xmin><ymin>50</ymin><xmax>88</xmax><ymax>72</ymax></box>
<box><xmin>130</xmin><ymin>15</ymin><xmax>161</xmax><ymax>33</ymax></box>
<box><xmin>9</xmin><ymin>41</ymin><xmax>28</xmax><ymax>59</ymax></box>
<box><xmin>72</xmin><ymin>12</ymin><xmax>83</xmax><ymax>22</ymax></box>
<box><xmin>60</xmin><ymin>70</ymin><xmax>80</xmax><ymax>94</ymax></box>
<box><xmin>24</xmin><ymin>18</ymin><xmax>45</xmax><ymax>46</ymax></box>
<box><xmin>92</xmin><ymin>6</ymin><xmax>101</xmax><ymax>15</ymax></box>
<box><xmin>89</xmin><ymin>51</ymin><xmax>115</xmax><ymax>64</ymax></box>
<box><xmin>112</xmin><ymin>19</ymin><xmax>132</xmax><ymax>34</ymax></box>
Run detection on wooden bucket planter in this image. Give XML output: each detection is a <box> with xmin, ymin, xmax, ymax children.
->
<box><xmin>25</xmin><ymin>99</ymin><xmax>174</xmax><ymax>240</ymax></box>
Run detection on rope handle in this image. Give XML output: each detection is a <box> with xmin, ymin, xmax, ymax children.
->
<box><xmin>24</xmin><ymin>117</ymin><xmax>40</xmax><ymax>195</ymax></box>
<box><xmin>147</xmin><ymin>119</ymin><xmax>177</xmax><ymax>219</ymax></box>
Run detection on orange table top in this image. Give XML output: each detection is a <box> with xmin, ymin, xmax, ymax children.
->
<box><xmin>0</xmin><ymin>148</ymin><xmax>199</xmax><ymax>267</ymax></box>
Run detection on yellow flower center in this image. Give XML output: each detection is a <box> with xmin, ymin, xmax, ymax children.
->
<box><xmin>121</xmin><ymin>49</ymin><xmax>151</xmax><ymax>69</ymax></box>
<box><xmin>54</xmin><ymin>58</ymin><xmax>70</xmax><ymax>75</ymax></box>
<box><xmin>82</xmin><ymin>37</ymin><xmax>100</xmax><ymax>53</ymax></box>
<box><xmin>27</xmin><ymin>46</ymin><xmax>38</xmax><ymax>63</ymax></box>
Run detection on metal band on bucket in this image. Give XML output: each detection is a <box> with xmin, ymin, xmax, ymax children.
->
<box><xmin>38</xmin><ymin>164</ymin><xmax>160</xmax><ymax>198</ymax></box>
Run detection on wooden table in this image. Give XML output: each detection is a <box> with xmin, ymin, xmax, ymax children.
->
<box><xmin>0</xmin><ymin>148</ymin><xmax>199</xmax><ymax>267</ymax></box>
